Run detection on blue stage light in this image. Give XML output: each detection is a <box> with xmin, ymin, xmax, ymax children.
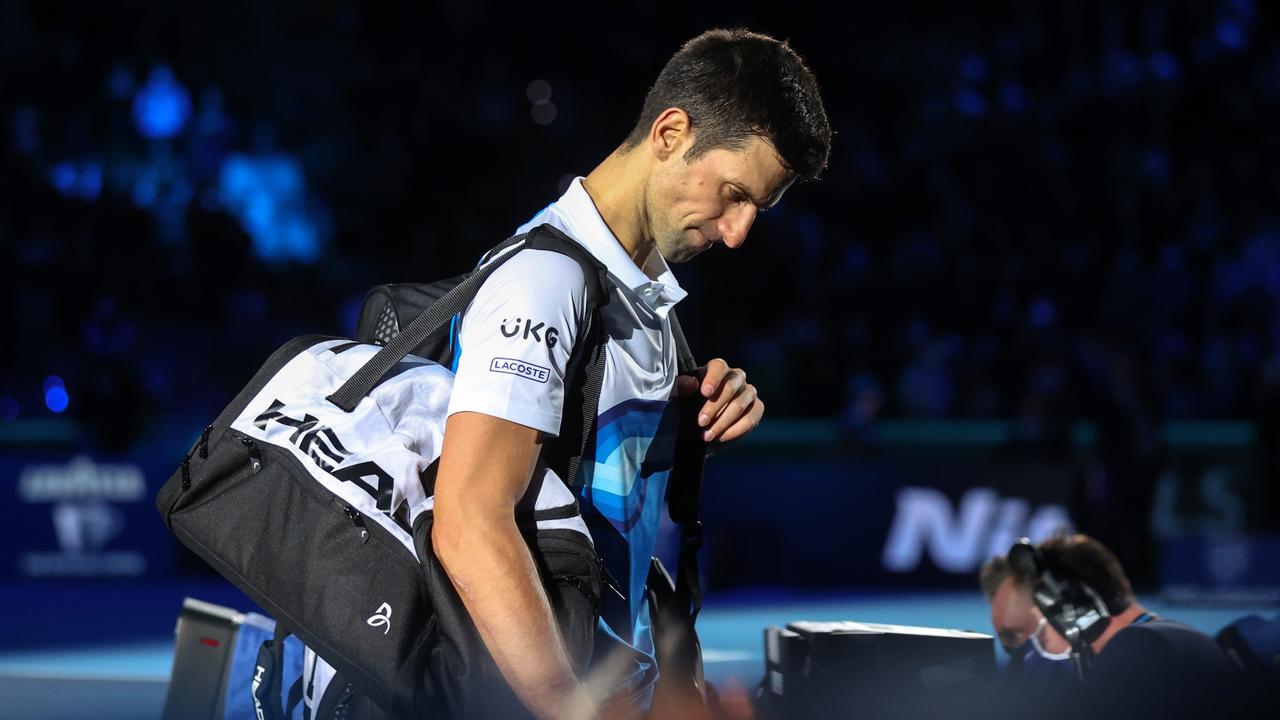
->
<box><xmin>132</xmin><ymin>66</ymin><xmax>192</xmax><ymax>140</ymax></box>
<box><xmin>50</xmin><ymin>162</ymin><xmax>77</xmax><ymax>196</ymax></box>
<box><xmin>218</xmin><ymin>154</ymin><xmax>325</xmax><ymax>263</ymax></box>
<box><xmin>1216</xmin><ymin>19</ymin><xmax>1246</xmax><ymax>51</ymax></box>
<box><xmin>43</xmin><ymin>375</ymin><xmax>65</xmax><ymax>393</ymax></box>
<box><xmin>1149</xmin><ymin>52</ymin><xmax>1180</xmax><ymax>82</ymax></box>
<box><xmin>1029</xmin><ymin>297</ymin><xmax>1057</xmax><ymax>328</ymax></box>
<box><xmin>77</xmin><ymin>161</ymin><xmax>103</xmax><ymax>201</ymax></box>
<box><xmin>954</xmin><ymin>88</ymin><xmax>988</xmax><ymax>118</ymax></box>
<box><xmin>132</xmin><ymin>173</ymin><xmax>158</xmax><ymax>208</ymax></box>
<box><xmin>1000</xmin><ymin>83</ymin><xmax>1028</xmax><ymax>113</ymax></box>
<box><xmin>961</xmin><ymin>53</ymin><xmax>988</xmax><ymax>83</ymax></box>
<box><xmin>45</xmin><ymin>386</ymin><xmax>69</xmax><ymax>414</ymax></box>
<box><xmin>0</xmin><ymin>396</ymin><xmax>17</xmax><ymax>421</ymax></box>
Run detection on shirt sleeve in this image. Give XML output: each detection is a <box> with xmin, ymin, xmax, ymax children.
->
<box><xmin>445</xmin><ymin>247</ymin><xmax>588</xmax><ymax>436</ymax></box>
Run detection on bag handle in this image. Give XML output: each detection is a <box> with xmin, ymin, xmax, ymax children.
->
<box><xmin>253</xmin><ymin>622</ymin><xmax>304</xmax><ymax>720</ymax></box>
<box><xmin>326</xmin><ymin>226</ymin><xmax>603</xmax><ymax>413</ymax></box>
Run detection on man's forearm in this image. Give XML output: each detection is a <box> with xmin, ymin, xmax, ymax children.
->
<box><xmin>434</xmin><ymin>510</ymin><xmax>594</xmax><ymax>719</ymax></box>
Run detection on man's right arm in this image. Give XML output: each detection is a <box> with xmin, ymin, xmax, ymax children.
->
<box><xmin>431</xmin><ymin>410</ymin><xmax>597</xmax><ymax>720</ymax></box>
<box><xmin>434</xmin><ymin>246</ymin><xmax>594</xmax><ymax>717</ymax></box>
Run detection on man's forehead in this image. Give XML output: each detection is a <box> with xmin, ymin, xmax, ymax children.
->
<box><xmin>993</xmin><ymin>577</ymin><xmax>1034</xmax><ymax>615</ymax></box>
<box><xmin>720</xmin><ymin>140</ymin><xmax>795</xmax><ymax>208</ymax></box>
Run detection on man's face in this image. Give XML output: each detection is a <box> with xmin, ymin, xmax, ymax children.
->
<box><xmin>991</xmin><ymin>576</ymin><xmax>1041</xmax><ymax>652</ymax></box>
<box><xmin>990</xmin><ymin>577</ymin><xmax>1073</xmax><ymax>655</ymax></box>
<box><xmin>644</xmin><ymin>134</ymin><xmax>795</xmax><ymax>264</ymax></box>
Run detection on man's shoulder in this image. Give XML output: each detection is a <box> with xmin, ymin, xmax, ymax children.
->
<box><xmin>476</xmin><ymin>240</ymin><xmax>591</xmax><ymax>300</ymax></box>
<box><xmin>1100</xmin><ymin>617</ymin><xmax>1234</xmax><ymax>674</ymax></box>
<box><xmin>1086</xmin><ymin>617</ymin><xmax>1252</xmax><ymax>718</ymax></box>
<box><xmin>1115</xmin><ymin>618</ymin><xmax>1215</xmax><ymax>649</ymax></box>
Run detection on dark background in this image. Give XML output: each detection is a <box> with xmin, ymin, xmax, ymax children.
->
<box><xmin>2</xmin><ymin>0</ymin><xmax>1278</xmax><ymax>602</ymax></box>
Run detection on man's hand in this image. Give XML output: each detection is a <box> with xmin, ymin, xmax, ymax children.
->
<box><xmin>674</xmin><ymin>358</ymin><xmax>764</xmax><ymax>446</ymax></box>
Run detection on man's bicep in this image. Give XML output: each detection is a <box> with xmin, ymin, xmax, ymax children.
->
<box><xmin>435</xmin><ymin>411</ymin><xmax>543</xmax><ymax>511</ymax></box>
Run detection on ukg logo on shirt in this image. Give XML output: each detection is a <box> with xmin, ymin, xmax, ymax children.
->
<box><xmin>490</xmin><ymin>357</ymin><xmax>550</xmax><ymax>383</ymax></box>
<box><xmin>499</xmin><ymin>317</ymin><xmax>560</xmax><ymax>348</ymax></box>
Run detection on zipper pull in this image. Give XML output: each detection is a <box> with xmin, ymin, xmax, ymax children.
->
<box><xmin>597</xmin><ymin>556</ymin><xmax>625</xmax><ymax>600</ymax></box>
<box><xmin>180</xmin><ymin>457</ymin><xmax>192</xmax><ymax>491</ymax></box>
<box><xmin>197</xmin><ymin>425</ymin><xmax>213</xmax><ymax>459</ymax></box>
<box><xmin>344</xmin><ymin>505</ymin><xmax>369</xmax><ymax>541</ymax></box>
<box><xmin>240</xmin><ymin>437</ymin><xmax>262</xmax><ymax>474</ymax></box>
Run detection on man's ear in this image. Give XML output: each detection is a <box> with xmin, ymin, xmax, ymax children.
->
<box><xmin>649</xmin><ymin>107</ymin><xmax>691</xmax><ymax>162</ymax></box>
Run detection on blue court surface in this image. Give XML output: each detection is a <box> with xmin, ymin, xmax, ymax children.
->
<box><xmin>0</xmin><ymin>580</ymin><xmax>1269</xmax><ymax>719</ymax></box>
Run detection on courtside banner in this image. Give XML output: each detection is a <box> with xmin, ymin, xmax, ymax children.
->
<box><xmin>698</xmin><ymin>458</ymin><xmax>1076</xmax><ymax>589</ymax></box>
<box><xmin>0</xmin><ymin>453</ymin><xmax>173</xmax><ymax>580</ymax></box>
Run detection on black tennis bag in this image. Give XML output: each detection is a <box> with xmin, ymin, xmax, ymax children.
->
<box><xmin>157</xmin><ymin>225</ymin><xmax>614</xmax><ymax>719</ymax></box>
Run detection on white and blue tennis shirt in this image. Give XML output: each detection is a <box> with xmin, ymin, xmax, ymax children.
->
<box><xmin>445</xmin><ymin>176</ymin><xmax>687</xmax><ymax>710</ymax></box>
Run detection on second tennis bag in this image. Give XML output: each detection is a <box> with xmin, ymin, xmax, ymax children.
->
<box><xmin>157</xmin><ymin>225</ymin><xmax>610</xmax><ymax>718</ymax></box>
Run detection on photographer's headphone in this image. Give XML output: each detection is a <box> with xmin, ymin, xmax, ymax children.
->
<box><xmin>1007</xmin><ymin>537</ymin><xmax>1110</xmax><ymax>679</ymax></box>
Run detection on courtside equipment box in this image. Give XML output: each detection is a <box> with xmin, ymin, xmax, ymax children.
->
<box><xmin>162</xmin><ymin>597</ymin><xmax>282</xmax><ymax>720</ymax></box>
<box><xmin>761</xmin><ymin>621</ymin><xmax>996</xmax><ymax>719</ymax></box>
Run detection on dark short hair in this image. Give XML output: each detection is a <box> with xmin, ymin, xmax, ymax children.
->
<box><xmin>623</xmin><ymin>28</ymin><xmax>832</xmax><ymax>181</ymax></box>
<box><xmin>1035</xmin><ymin>534</ymin><xmax>1135</xmax><ymax>614</ymax></box>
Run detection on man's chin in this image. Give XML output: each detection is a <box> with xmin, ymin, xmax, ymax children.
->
<box><xmin>663</xmin><ymin>243</ymin><xmax>708</xmax><ymax>264</ymax></box>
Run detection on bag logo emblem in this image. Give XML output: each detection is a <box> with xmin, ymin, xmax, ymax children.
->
<box><xmin>253</xmin><ymin>399</ymin><xmax>398</xmax><ymax>512</ymax></box>
<box><xmin>251</xmin><ymin>664</ymin><xmax>267</xmax><ymax>720</ymax></box>
<box><xmin>253</xmin><ymin>399</ymin><xmax>352</xmax><ymax>472</ymax></box>
<box><xmin>367</xmin><ymin>602</ymin><xmax>392</xmax><ymax>635</ymax></box>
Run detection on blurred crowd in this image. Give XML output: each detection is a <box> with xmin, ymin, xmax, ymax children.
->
<box><xmin>2</xmin><ymin>1</ymin><xmax>1279</xmax><ymax>466</ymax></box>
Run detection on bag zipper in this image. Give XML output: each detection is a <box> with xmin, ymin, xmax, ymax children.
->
<box><xmin>179</xmin><ymin>424</ymin><xmax>215</xmax><ymax>491</ymax></box>
<box><xmin>343</xmin><ymin>504</ymin><xmax>370</xmax><ymax>542</ymax></box>
<box><xmin>196</xmin><ymin>424</ymin><xmax>213</xmax><ymax>459</ymax></box>
<box><xmin>240</xmin><ymin>436</ymin><xmax>263</xmax><ymax>474</ymax></box>
<box><xmin>598</xmin><ymin>556</ymin><xmax>624</xmax><ymax>601</ymax></box>
<box><xmin>553</xmin><ymin>574</ymin><xmax>598</xmax><ymax>604</ymax></box>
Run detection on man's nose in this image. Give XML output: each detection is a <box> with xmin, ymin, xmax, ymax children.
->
<box><xmin>717</xmin><ymin>204</ymin><xmax>757</xmax><ymax>249</ymax></box>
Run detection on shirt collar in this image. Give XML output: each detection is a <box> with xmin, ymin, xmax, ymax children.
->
<box><xmin>555</xmin><ymin>177</ymin><xmax>687</xmax><ymax>312</ymax></box>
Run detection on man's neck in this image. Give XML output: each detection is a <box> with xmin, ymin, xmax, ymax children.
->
<box><xmin>581</xmin><ymin>149</ymin><xmax>654</xmax><ymax>270</ymax></box>
<box><xmin>1091</xmin><ymin>602</ymin><xmax>1149</xmax><ymax>654</ymax></box>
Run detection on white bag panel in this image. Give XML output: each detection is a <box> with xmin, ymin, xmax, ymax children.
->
<box><xmin>230</xmin><ymin>340</ymin><xmax>453</xmax><ymax>555</ymax></box>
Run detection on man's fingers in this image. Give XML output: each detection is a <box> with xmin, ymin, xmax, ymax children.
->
<box><xmin>698</xmin><ymin>369</ymin><xmax>746</xmax><ymax>427</ymax></box>
<box><xmin>703</xmin><ymin>382</ymin><xmax>756</xmax><ymax>440</ymax></box>
<box><xmin>713</xmin><ymin>397</ymin><xmax>764</xmax><ymax>445</ymax></box>
<box><xmin>698</xmin><ymin>358</ymin><xmax>731</xmax><ymax>397</ymax></box>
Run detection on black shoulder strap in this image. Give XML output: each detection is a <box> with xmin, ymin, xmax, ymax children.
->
<box><xmin>666</xmin><ymin>309</ymin><xmax>707</xmax><ymax>622</ymax></box>
<box><xmin>526</xmin><ymin>227</ymin><xmax>609</xmax><ymax>492</ymax></box>
<box><xmin>327</xmin><ymin>224</ymin><xmax>606</xmax><ymax>412</ymax></box>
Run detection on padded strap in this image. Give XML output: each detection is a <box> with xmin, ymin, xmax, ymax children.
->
<box><xmin>327</xmin><ymin>225</ymin><xmax>606</xmax><ymax>412</ymax></box>
<box><xmin>669</xmin><ymin>310</ymin><xmax>697</xmax><ymax>375</ymax></box>
<box><xmin>666</xmin><ymin>309</ymin><xmax>707</xmax><ymax>621</ymax></box>
<box><xmin>665</xmin><ymin>309</ymin><xmax>705</xmax><ymax>525</ymax></box>
<box><xmin>555</xmin><ymin>306</ymin><xmax>607</xmax><ymax>492</ymax></box>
